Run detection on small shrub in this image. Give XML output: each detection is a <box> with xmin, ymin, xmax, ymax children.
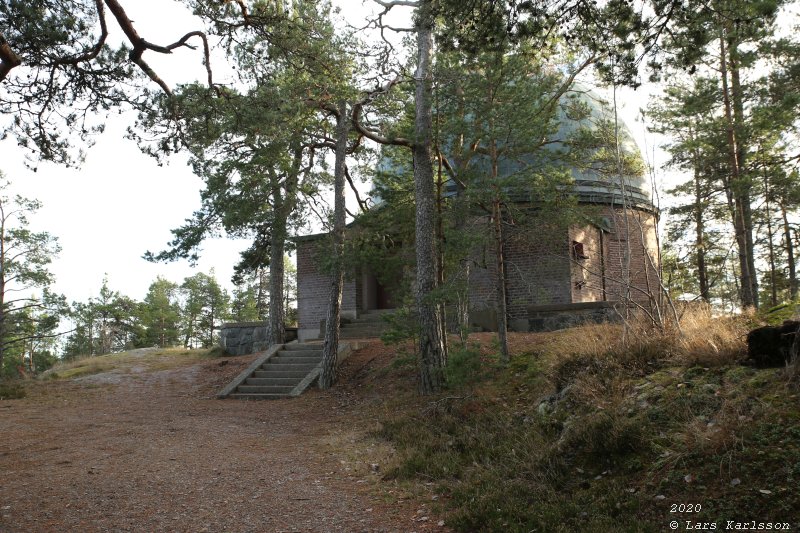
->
<box><xmin>0</xmin><ymin>380</ymin><xmax>26</xmax><ymax>400</ymax></box>
<box><xmin>445</xmin><ymin>346</ymin><xmax>484</xmax><ymax>388</ymax></box>
<box><xmin>206</xmin><ymin>346</ymin><xmax>227</xmax><ymax>358</ymax></box>
<box><xmin>380</xmin><ymin>307</ymin><xmax>418</xmax><ymax>346</ymax></box>
<box><xmin>389</xmin><ymin>354</ymin><xmax>415</xmax><ymax>369</ymax></box>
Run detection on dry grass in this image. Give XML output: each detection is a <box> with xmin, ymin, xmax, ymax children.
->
<box><xmin>43</xmin><ymin>347</ymin><xmax>215</xmax><ymax>380</ymax></box>
<box><xmin>670</xmin><ymin>306</ymin><xmax>749</xmax><ymax>366</ymax></box>
<box><xmin>538</xmin><ymin>306</ymin><xmax>748</xmax><ymax>392</ymax></box>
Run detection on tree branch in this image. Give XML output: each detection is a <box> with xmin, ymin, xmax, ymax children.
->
<box><xmin>103</xmin><ymin>0</ymin><xmax>213</xmax><ymax>94</ymax></box>
<box><xmin>373</xmin><ymin>0</ymin><xmax>420</xmax><ymax>9</ymax></box>
<box><xmin>352</xmin><ymin>77</ymin><xmax>413</xmax><ymax>147</ymax></box>
<box><xmin>2</xmin><ymin>328</ymin><xmax>76</xmax><ymax>348</ymax></box>
<box><xmin>55</xmin><ymin>0</ymin><xmax>109</xmax><ymax>67</ymax></box>
<box><xmin>344</xmin><ymin>164</ymin><xmax>369</xmax><ymax>213</ymax></box>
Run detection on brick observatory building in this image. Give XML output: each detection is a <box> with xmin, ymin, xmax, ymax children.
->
<box><xmin>295</xmin><ymin>88</ymin><xmax>660</xmax><ymax>341</ymax></box>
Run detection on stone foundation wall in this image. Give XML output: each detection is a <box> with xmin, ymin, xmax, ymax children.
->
<box><xmin>526</xmin><ymin>301</ymin><xmax>620</xmax><ymax>332</ymax></box>
<box><xmin>219</xmin><ymin>322</ymin><xmax>298</xmax><ymax>356</ymax></box>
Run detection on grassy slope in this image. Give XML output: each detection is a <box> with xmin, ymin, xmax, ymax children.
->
<box><xmin>42</xmin><ymin>347</ymin><xmax>221</xmax><ymax>379</ymax></box>
<box><xmin>365</xmin><ymin>314</ymin><xmax>800</xmax><ymax>532</ymax></box>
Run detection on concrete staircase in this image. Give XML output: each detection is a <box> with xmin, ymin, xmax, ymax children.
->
<box><xmin>337</xmin><ymin>309</ymin><xmax>393</xmax><ymax>339</ymax></box>
<box><xmin>218</xmin><ymin>343</ymin><xmax>323</xmax><ymax>400</ymax></box>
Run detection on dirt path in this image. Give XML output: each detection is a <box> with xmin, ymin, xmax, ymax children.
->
<box><xmin>0</xmin><ymin>351</ymin><xmax>444</xmax><ymax>533</ymax></box>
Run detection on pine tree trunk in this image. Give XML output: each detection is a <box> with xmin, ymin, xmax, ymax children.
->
<box><xmin>267</xmin><ymin>236</ymin><xmax>285</xmax><ymax>346</ymax></box>
<box><xmin>492</xmin><ymin>197</ymin><xmax>510</xmax><ymax>363</ymax></box>
<box><xmin>266</xmin><ymin>146</ymin><xmax>302</xmax><ymax>346</ymax></box>
<box><xmin>781</xmin><ymin>200</ymin><xmax>798</xmax><ymax>300</ymax></box>
<box><xmin>728</xmin><ymin>35</ymin><xmax>758</xmax><ymax>308</ymax></box>
<box><xmin>413</xmin><ymin>2</ymin><xmax>447</xmax><ymax>394</ymax></box>
<box><xmin>719</xmin><ymin>31</ymin><xmax>755</xmax><ymax>309</ymax></box>
<box><xmin>689</xmin><ymin>126</ymin><xmax>709</xmax><ymax>302</ymax></box>
<box><xmin>764</xmin><ymin>174</ymin><xmax>778</xmax><ymax>306</ymax></box>
<box><xmin>320</xmin><ymin>102</ymin><xmax>350</xmax><ymax>390</ymax></box>
<box><xmin>694</xmin><ymin>169</ymin><xmax>709</xmax><ymax>302</ymax></box>
<box><xmin>0</xmin><ymin>216</ymin><xmax>5</xmax><ymax>375</ymax></box>
<box><xmin>453</xmin><ymin>180</ymin><xmax>471</xmax><ymax>344</ymax></box>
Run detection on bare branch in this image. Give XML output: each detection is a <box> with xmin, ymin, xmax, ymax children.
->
<box><xmin>352</xmin><ymin>76</ymin><xmax>413</xmax><ymax>147</ymax></box>
<box><xmin>55</xmin><ymin>0</ymin><xmax>109</xmax><ymax>67</ymax></box>
<box><xmin>2</xmin><ymin>328</ymin><xmax>76</xmax><ymax>348</ymax></box>
<box><xmin>373</xmin><ymin>0</ymin><xmax>420</xmax><ymax>9</ymax></box>
<box><xmin>344</xmin><ymin>165</ymin><xmax>369</xmax><ymax>213</ymax></box>
<box><xmin>103</xmin><ymin>0</ymin><xmax>213</xmax><ymax>94</ymax></box>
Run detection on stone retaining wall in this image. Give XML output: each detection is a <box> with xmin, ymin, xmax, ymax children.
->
<box><xmin>526</xmin><ymin>301</ymin><xmax>620</xmax><ymax>332</ymax></box>
<box><xmin>219</xmin><ymin>322</ymin><xmax>298</xmax><ymax>356</ymax></box>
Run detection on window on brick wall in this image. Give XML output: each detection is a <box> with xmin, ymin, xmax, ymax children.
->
<box><xmin>571</xmin><ymin>241</ymin><xmax>588</xmax><ymax>261</ymax></box>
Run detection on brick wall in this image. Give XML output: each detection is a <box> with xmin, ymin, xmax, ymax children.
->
<box><xmin>296</xmin><ymin>238</ymin><xmax>358</xmax><ymax>337</ymax></box>
<box><xmin>569</xmin><ymin>207</ymin><xmax>659</xmax><ymax>306</ymax></box>
<box><xmin>467</xmin><ymin>205</ymin><xmax>660</xmax><ymax>324</ymax></box>
<box><xmin>600</xmin><ymin>207</ymin><xmax>660</xmax><ymax>305</ymax></box>
<box><xmin>468</xmin><ymin>214</ymin><xmax>572</xmax><ymax>320</ymax></box>
<box><xmin>297</xmin><ymin>204</ymin><xmax>660</xmax><ymax>335</ymax></box>
<box><xmin>569</xmin><ymin>224</ymin><xmax>606</xmax><ymax>303</ymax></box>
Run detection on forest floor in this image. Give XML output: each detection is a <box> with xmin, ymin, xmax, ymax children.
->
<box><xmin>0</xmin><ymin>345</ymin><xmax>447</xmax><ymax>533</ymax></box>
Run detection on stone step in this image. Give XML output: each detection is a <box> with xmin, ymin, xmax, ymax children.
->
<box><xmin>228</xmin><ymin>393</ymin><xmax>290</xmax><ymax>400</ymax></box>
<box><xmin>237</xmin><ymin>385</ymin><xmax>295</xmax><ymax>394</ymax></box>
<box><xmin>220</xmin><ymin>341</ymin><xmax>355</xmax><ymax>400</ymax></box>
<box><xmin>245</xmin><ymin>377</ymin><xmax>299</xmax><ymax>386</ymax></box>
<box><xmin>272</xmin><ymin>355</ymin><xmax>322</xmax><ymax>364</ymax></box>
<box><xmin>253</xmin><ymin>370</ymin><xmax>310</xmax><ymax>379</ymax></box>
<box><xmin>276</xmin><ymin>349</ymin><xmax>322</xmax><ymax>356</ymax></box>
<box><xmin>261</xmin><ymin>362</ymin><xmax>319</xmax><ymax>371</ymax></box>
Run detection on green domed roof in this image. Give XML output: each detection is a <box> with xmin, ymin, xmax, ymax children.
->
<box><xmin>373</xmin><ymin>82</ymin><xmax>654</xmax><ymax>210</ymax></box>
<box><xmin>555</xmin><ymin>84</ymin><xmax>652</xmax><ymax>207</ymax></box>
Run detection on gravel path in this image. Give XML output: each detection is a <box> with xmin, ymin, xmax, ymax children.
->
<box><xmin>0</xmin><ymin>350</ymin><xmax>445</xmax><ymax>533</ymax></box>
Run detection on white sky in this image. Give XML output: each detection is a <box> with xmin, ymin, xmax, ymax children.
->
<box><xmin>0</xmin><ymin>0</ymin><xmax>661</xmax><ymax>305</ymax></box>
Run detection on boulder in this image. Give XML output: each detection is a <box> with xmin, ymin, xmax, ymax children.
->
<box><xmin>746</xmin><ymin>320</ymin><xmax>800</xmax><ymax>367</ymax></box>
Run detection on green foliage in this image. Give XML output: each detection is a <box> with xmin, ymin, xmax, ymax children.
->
<box><xmin>0</xmin><ymin>0</ymin><xmax>135</xmax><ymax>166</ymax></box>
<box><xmin>62</xmin><ymin>277</ymin><xmax>143</xmax><ymax>359</ymax></box>
<box><xmin>180</xmin><ymin>271</ymin><xmax>230</xmax><ymax>349</ymax></box>
<box><xmin>444</xmin><ymin>345</ymin><xmax>485</xmax><ymax>388</ymax></box>
<box><xmin>230</xmin><ymin>282</ymin><xmax>261</xmax><ymax>323</ymax></box>
<box><xmin>647</xmin><ymin>0</ymin><xmax>800</xmax><ymax>309</ymax></box>
<box><xmin>0</xmin><ymin>176</ymin><xmax>66</xmax><ymax>377</ymax></box>
<box><xmin>139</xmin><ymin>277</ymin><xmax>182</xmax><ymax>348</ymax></box>
<box><xmin>379</xmin><ymin>307</ymin><xmax>418</xmax><ymax>346</ymax></box>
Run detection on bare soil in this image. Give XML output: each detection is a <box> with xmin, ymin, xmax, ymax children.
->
<box><xmin>0</xmin><ymin>345</ymin><xmax>447</xmax><ymax>533</ymax></box>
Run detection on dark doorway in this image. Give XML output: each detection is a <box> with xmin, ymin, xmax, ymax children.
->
<box><xmin>376</xmin><ymin>280</ymin><xmax>394</xmax><ymax>310</ymax></box>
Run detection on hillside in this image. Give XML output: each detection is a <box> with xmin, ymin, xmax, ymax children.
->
<box><xmin>332</xmin><ymin>316</ymin><xmax>800</xmax><ymax>532</ymax></box>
